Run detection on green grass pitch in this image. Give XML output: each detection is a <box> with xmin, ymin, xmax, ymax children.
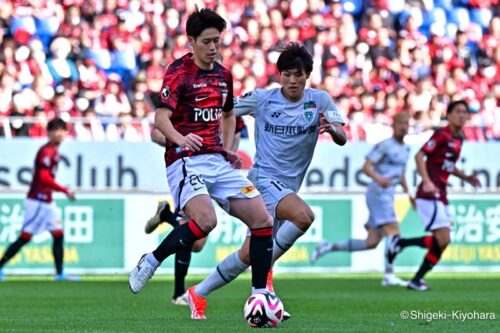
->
<box><xmin>0</xmin><ymin>273</ymin><xmax>498</xmax><ymax>333</ymax></box>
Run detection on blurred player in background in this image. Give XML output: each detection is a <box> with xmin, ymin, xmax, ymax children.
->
<box><xmin>311</xmin><ymin>112</ymin><xmax>413</xmax><ymax>287</ymax></box>
<box><xmin>0</xmin><ymin>118</ymin><xmax>77</xmax><ymax>282</ymax></box>
<box><xmin>387</xmin><ymin>100</ymin><xmax>481</xmax><ymax>291</ymax></box>
<box><xmin>128</xmin><ymin>9</ymin><xmax>275</xmax><ymax>320</ymax></box>
<box><xmin>184</xmin><ymin>42</ymin><xmax>346</xmax><ymax>320</ymax></box>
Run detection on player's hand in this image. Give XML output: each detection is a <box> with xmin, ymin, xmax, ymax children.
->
<box><xmin>465</xmin><ymin>172</ymin><xmax>481</xmax><ymax>188</ymax></box>
<box><xmin>177</xmin><ymin>133</ymin><xmax>203</xmax><ymax>152</ymax></box>
<box><xmin>422</xmin><ymin>180</ymin><xmax>439</xmax><ymax>197</ymax></box>
<box><xmin>319</xmin><ymin>111</ymin><xmax>335</xmax><ymax>135</ymax></box>
<box><xmin>226</xmin><ymin>151</ymin><xmax>242</xmax><ymax>169</ymax></box>
<box><xmin>409</xmin><ymin>195</ymin><xmax>416</xmax><ymax>209</ymax></box>
<box><xmin>376</xmin><ymin>176</ymin><xmax>391</xmax><ymax>188</ymax></box>
<box><xmin>66</xmin><ymin>190</ymin><xmax>76</xmax><ymax>201</ymax></box>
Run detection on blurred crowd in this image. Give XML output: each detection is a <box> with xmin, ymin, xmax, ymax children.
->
<box><xmin>0</xmin><ymin>0</ymin><xmax>499</xmax><ymax>142</ymax></box>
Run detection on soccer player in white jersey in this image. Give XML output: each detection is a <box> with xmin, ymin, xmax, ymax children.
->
<box><xmin>185</xmin><ymin>42</ymin><xmax>347</xmax><ymax>320</ymax></box>
<box><xmin>311</xmin><ymin>112</ymin><xmax>413</xmax><ymax>287</ymax></box>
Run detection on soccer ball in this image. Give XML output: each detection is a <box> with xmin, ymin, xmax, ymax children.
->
<box><xmin>243</xmin><ymin>292</ymin><xmax>284</xmax><ymax>328</ymax></box>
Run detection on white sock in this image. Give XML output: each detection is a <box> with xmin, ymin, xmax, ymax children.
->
<box><xmin>384</xmin><ymin>242</ymin><xmax>394</xmax><ymax>274</ymax></box>
<box><xmin>195</xmin><ymin>251</ymin><xmax>248</xmax><ymax>297</ymax></box>
<box><xmin>272</xmin><ymin>221</ymin><xmax>305</xmax><ymax>262</ymax></box>
<box><xmin>334</xmin><ymin>239</ymin><xmax>367</xmax><ymax>251</ymax></box>
<box><xmin>146</xmin><ymin>252</ymin><xmax>160</xmax><ymax>267</ymax></box>
<box><xmin>252</xmin><ymin>287</ymin><xmax>267</xmax><ymax>295</ymax></box>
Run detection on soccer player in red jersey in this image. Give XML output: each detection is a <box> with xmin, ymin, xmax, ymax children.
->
<box><xmin>387</xmin><ymin>100</ymin><xmax>481</xmax><ymax>291</ymax></box>
<box><xmin>128</xmin><ymin>8</ymin><xmax>274</xmax><ymax>320</ymax></box>
<box><xmin>0</xmin><ymin>118</ymin><xmax>77</xmax><ymax>282</ymax></box>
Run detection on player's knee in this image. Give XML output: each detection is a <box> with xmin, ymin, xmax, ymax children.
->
<box><xmin>195</xmin><ymin>214</ymin><xmax>217</xmax><ymax>233</ymax></box>
<box><xmin>293</xmin><ymin>209</ymin><xmax>315</xmax><ymax>231</ymax></box>
<box><xmin>366</xmin><ymin>241</ymin><xmax>378</xmax><ymax>249</ymax></box>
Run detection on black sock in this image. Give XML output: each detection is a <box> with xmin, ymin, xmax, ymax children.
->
<box><xmin>160</xmin><ymin>204</ymin><xmax>179</xmax><ymax>228</ymax></box>
<box><xmin>413</xmin><ymin>238</ymin><xmax>442</xmax><ymax>282</ymax></box>
<box><xmin>398</xmin><ymin>236</ymin><xmax>433</xmax><ymax>249</ymax></box>
<box><xmin>249</xmin><ymin>227</ymin><xmax>273</xmax><ymax>289</ymax></box>
<box><xmin>52</xmin><ymin>234</ymin><xmax>64</xmax><ymax>275</ymax></box>
<box><xmin>173</xmin><ymin>246</ymin><xmax>192</xmax><ymax>299</ymax></box>
<box><xmin>152</xmin><ymin>220</ymin><xmax>206</xmax><ymax>262</ymax></box>
<box><xmin>0</xmin><ymin>236</ymin><xmax>30</xmax><ymax>268</ymax></box>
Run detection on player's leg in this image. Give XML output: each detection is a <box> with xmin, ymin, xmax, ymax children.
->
<box><xmin>379</xmin><ymin>223</ymin><xmax>407</xmax><ymax>286</ymax></box>
<box><xmin>130</xmin><ymin>194</ymin><xmax>215</xmax><ymax>293</ymax></box>
<box><xmin>145</xmin><ymin>201</ymin><xmax>179</xmax><ymax>234</ymax></box>
<box><xmin>0</xmin><ymin>232</ymin><xmax>32</xmax><ymax>280</ymax></box>
<box><xmin>172</xmin><ymin>219</ymin><xmax>208</xmax><ymax>305</ymax></box>
<box><xmin>407</xmin><ymin>199</ymin><xmax>451</xmax><ymax>291</ymax></box>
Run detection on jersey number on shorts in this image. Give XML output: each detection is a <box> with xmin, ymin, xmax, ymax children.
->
<box><xmin>270</xmin><ymin>180</ymin><xmax>287</xmax><ymax>191</ymax></box>
<box><xmin>188</xmin><ymin>175</ymin><xmax>205</xmax><ymax>191</ymax></box>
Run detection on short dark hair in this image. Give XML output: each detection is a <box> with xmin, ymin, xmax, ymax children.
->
<box><xmin>186</xmin><ymin>8</ymin><xmax>227</xmax><ymax>39</ymax></box>
<box><xmin>47</xmin><ymin>118</ymin><xmax>67</xmax><ymax>131</ymax></box>
<box><xmin>276</xmin><ymin>42</ymin><xmax>314</xmax><ymax>75</ymax></box>
<box><xmin>446</xmin><ymin>100</ymin><xmax>468</xmax><ymax>116</ymax></box>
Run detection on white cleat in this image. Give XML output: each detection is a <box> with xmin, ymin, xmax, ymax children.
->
<box><xmin>407</xmin><ymin>279</ymin><xmax>429</xmax><ymax>291</ymax></box>
<box><xmin>283</xmin><ymin>310</ymin><xmax>291</xmax><ymax>321</ymax></box>
<box><xmin>310</xmin><ymin>240</ymin><xmax>333</xmax><ymax>264</ymax></box>
<box><xmin>172</xmin><ymin>292</ymin><xmax>188</xmax><ymax>306</ymax></box>
<box><xmin>381</xmin><ymin>274</ymin><xmax>408</xmax><ymax>287</ymax></box>
<box><xmin>129</xmin><ymin>254</ymin><xmax>158</xmax><ymax>294</ymax></box>
<box><xmin>145</xmin><ymin>201</ymin><xmax>168</xmax><ymax>234</ymax></box>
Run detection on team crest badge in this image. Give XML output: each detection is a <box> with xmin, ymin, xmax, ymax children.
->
<box><xmin>304</xmin><ymin>110</ymin><xmax>314</xmax><ymax>123</ymax></box>
<box><xmin>161</xmin><ymin>85</ymin><xmax>171</xmax><ymax>100</ymax></box>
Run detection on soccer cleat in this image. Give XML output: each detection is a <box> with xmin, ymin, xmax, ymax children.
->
<box><xmin>145</xmin><ymin>201</ymin><xmax>168</xmax><ymax>234</ymax></box>
<box><xmin>283</xmin><ymin>310</ymin><xmax>291</xmax><ymax>321</ymax></box>
<box><xmin>266</xmin><ymin>269</ymin><xmax>274</xmax><ymax>294</ymax></box>
<box><xmin>381</xmin><ymin>274</ymin><xmax>407</xmax><ymax>287</ymax></box>
<box><xmin>187</xmin><ymin>286</ymin><xmax>207</xmax><ymax>319</ymax></box>
<box><xmin>129</xmin><ymin>254</ymin><xmax>158</xmax><ymax>294</ymax></box>
<box><xmin>407</xmin><ymin>279</ymin><xmax>429</xmax><ymax>291</ymax></box>
<box><xmin>385</xmin><ymin>235</ymin><xmax>401</xmax><ymax>264</ymax></box>
<box><xmin>55</xmin><ymin>273</ymin><xmax>81</xmax><ymax>282</ymax></box>
<box><xmin>172</xmin><ymin>292</ymin><xmax>188</xmax><ymax>306</ymax></box>
<box><xmin>310</xmin><ymin>240</ymin><xmax>333</xmax><ymax>264</ymax></box>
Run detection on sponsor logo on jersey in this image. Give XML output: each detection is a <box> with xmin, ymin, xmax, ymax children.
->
<box><xmin>193</xmin><ymin>83</ymin><xmax>207</xmax><ymax>88</ymax></box>
<box><xmin>194</xmin><ymin>107</ymin><xmax>223</xmax><ymax>122</ymax></box>
<box><xmin>195</xmin><ymin>95</ymin><xmax>209</xmax><ymax>102</ymax></box>
<box><xmin>218</xmin><ymin>82</ymin><xmax>227</xmax><ymax>87</ymax></box>
<box><xmin>426</xmin><ymin>140</ymin><xmax>436</xmax><ymax>149</ymax></box>
<box><xmin>161</xmin><ymin>85</ymin><xmax>171</xmax><ymax>100</ymax></box>
<box><xmin>241</xmin><ymin>184</ymin><xmax>257</xmax><ymax>195</ymax></box>
<box><xmin>271</xmin><ymin>112</ymin><xmax>281</xmax><ymax>118</ymax></box>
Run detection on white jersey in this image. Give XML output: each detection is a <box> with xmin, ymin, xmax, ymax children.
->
<box><xmin>365</xmin><ymin>137</ymin><xmax>410</xmax><ymax>189</ymax></box>
<box><xmin>235</xmin><ymin>87</ymin><xmax>344</xmax><ymax>192</ymax></box>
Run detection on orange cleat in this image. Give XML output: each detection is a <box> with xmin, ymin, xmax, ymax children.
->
<box><xmin>187</xmin><ymin>286</ymin><xmax>207</xmax><ymax>319</ymax></box>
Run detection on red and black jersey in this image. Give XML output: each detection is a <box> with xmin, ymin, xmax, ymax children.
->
<box><xmin>416</xmin><ymin>126</ymin><xmax>463</xmax><ymax>204</ymax></box>
<box><xmin>27</xmin><ymin>142</ymin><xmax>68</xmax><ymax>203</ymax></box>
<box><xmin>158</xmin><ymin>53</ymin><xmax>234</xmax><ymax>166</ymax></box>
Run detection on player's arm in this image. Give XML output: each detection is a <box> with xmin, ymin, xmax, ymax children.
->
<box><xmin>361</xmin><ymin>159</ymin><xmax>390</xmax><ymax>188</ymax></box>
<box><xmin>38</xmin><ymin>169</ymin><xmax>75</xmax><ymax>200</ymax></box>
<box><xmin>415</xmin><ymin>150</ymin><xmax>437</xmax><ymax>194</ymax></box>
<box><xmin>155</xmin><ymin>107</ymin><xmax>202</xmax><ymax>151</ymax></box>
<box><xmin>320</xmin><ymin>92</ymin><xmax>347</xmax><ymax>145</ymax></box>
<box><xmin>452</xmin><ymin>167</ymin><xmax>481</xmax><ymax>188</ymax></box>
<box><xmin>151</xmin><ymin>127</ymin><xmax>167</xmax><ymax>147</ymax></box>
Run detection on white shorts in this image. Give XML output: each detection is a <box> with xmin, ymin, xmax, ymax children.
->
<box><xmin>166</xmin><ymin>154</ymin><xmax>260</xmax><ymax>214</ymax></box>
<box><xmin>252</xmin><ymin>176</ymin><xmax>294</xmax><ymax>219</ymax></box>
<box><xmin>415</xmin><ymin>198</ymin><xmax>452</xmax><ymax>231</ymax></box>
<box><xmin>22</xmin><ymin>198</ymin><xmax>61</xmax><ymax>235</ymax></box>
<box><xmin>364</xmin><ymin>186</ymin><xmax>397</xmax><ymax>229</ymax></box>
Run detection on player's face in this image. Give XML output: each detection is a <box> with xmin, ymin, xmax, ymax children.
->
<box><xmin>280</xmin><ymin>68</ymin><xmax>307</xmax><ymax>102</ymax></box>
<box><xmin>49</xmin><ymin>128</ymin><xmax>68</xmax><ymax>145</ymax></box>
<box><xmin>392</xmin><ymin>119</ymin><xmax>409</xmax><ymax>141</ymax></box>
<box><xmin>189</xmin><ymin>28</ymin><xmax>221</xmax><ymax>70</ymax></box>
<box><xmin>447</xmin><ymin>104</ymin><xmax>468</xmax><ymax>128</ymax></box>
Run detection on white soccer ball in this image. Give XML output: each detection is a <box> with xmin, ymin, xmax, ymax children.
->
<box><xmin>243</xmin><ymin>291</ymin><xmax>284</xmax><ymax>328</ymax></box>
